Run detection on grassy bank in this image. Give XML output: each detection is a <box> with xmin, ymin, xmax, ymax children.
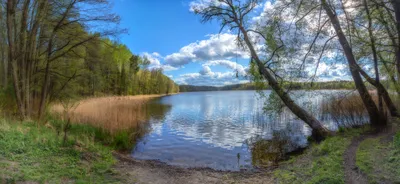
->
<box><xmin>1</xmin><ymin>118</ymin><xmax>399</xmax><ymax>184</ymax></box>
<box><xmin>0</xmin><ymin>119</ymin><xmax>120</xmax><ymax>183</ymax></box>
<box><xmin>356</xmin><ymin>131</ymin><xmax>400</xmax><ymax>183</ymax></box>
<box><xmin>0</xmin><ymin>95</ymin><xmax>167</xmax><ymax>183</ymax></box>
<box><xmin>274</xmin><ymin>127</ymin><xmax>368</xmax><ymax>184</ymax></box>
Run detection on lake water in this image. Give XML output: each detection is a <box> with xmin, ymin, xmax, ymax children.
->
<box><xmin>132</xmin><ymin>90</ymin><xmax>355</xmax><ymax>171</ymax></box>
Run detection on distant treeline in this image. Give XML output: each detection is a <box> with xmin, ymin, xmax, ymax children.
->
<box><xmin>179</xmin><ymin>81</ymin><xmax>357</xmax><ymax>92</ymax></box>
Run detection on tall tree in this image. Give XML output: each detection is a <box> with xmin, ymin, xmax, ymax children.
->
<box><xmin>4</xmin><ymin>0</ymin><xmax>121</xmax><ymax>119</ymax></box>
<box><xmin>0</xmin><ymin>1</ymin><xmax>7</xmax><ymax>89</ymax></box>
<box><xmin>193</xmin><ymin>0</ymin><xmax>329</xmax><ymax>140</ymax></box>
<box><xmin>321</xmin><ymin>0</ymin><xmax>387</xmax><ymax>126</ymax></box>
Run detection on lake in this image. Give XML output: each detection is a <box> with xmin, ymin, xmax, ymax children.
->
<box><xmin>132</xmin><ymin>90</ymin><xmax>357</xmax><ymax>171</ymax></box>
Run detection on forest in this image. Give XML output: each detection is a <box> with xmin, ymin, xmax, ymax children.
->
<box><xmin>0</xmin><ymin>0</ymin><xmax>179</xmax><ymax>119</ymax></box>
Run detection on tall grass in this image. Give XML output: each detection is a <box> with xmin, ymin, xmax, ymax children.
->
<box><xmin>50</xmin><ymin>95</ymin><xmax>164</xmax><ymax>151</ymax></box>
<box><xmin>47</xmin><ymin>117</ymin><xmax>149</xmax><ymax>151</ymax></box>
<box><xmin>52</xmin><ymin>95</ymin><xmax>161</xmax><ymax>134</ymax></box>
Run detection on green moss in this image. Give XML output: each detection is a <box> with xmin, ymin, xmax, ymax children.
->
<box><xmin>0</xmin><ymin>119</ymin><xmax>121</xmax><ymax>183</ymax></box>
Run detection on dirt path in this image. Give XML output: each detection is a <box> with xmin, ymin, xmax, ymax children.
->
<box><xmin>344</xmin><ymin>126</ymin><xmax>397</xmax><ymax>184</ymax></box>
<box><xmin>112</xmin><ymin>153</ymin><xmax>274</xmax><ymax>184</ymax></box>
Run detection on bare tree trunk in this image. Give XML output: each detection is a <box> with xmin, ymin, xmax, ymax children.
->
<box><xmin>379</xmin><ymin>54</ymin><xmax>400</xmax><ymax>95</ymax></box>
<box><xmin>377</xmin><ymin>6</ymin><xmax>400</xmax><ymax>95</ymax></box>
<box><xmin>0</xmin><ymin>4</ymin><xmax>5</xmax><ymax>89</ymax></box>
<box><xmin>1</xmin><ymin>40</ymin><xmax>8</xmax><ymax>89</ymax></box>
<box><xmin>38</xmin><ymin>0</ymin><xmax>77</xmax><ymax>120</ymax></box>
<box><xmin>38</xmin><ymin>43</ymin><xmax>52</xmax><ymax>120</ymax></box>
<box><xmin>392</xmin><ymin>0</ymin><xmax>400</xmax><ymax>79</ymax></box>
<box><xmin>28</xmin><ymin>0</ymin><xmax>46</xmax><ymax>117</ymax></box>
<box><xmin>7</xmin><ymin>0</ymin><xmax>26</xmax><ymax>119</ymax></box>
<box><xmin>0</xmin><ymin>36</ymin><xmax>5</xmax><ymax>89</ymax></box>
<box><xmin>364</xmin><ymin>0</ymin><xmax>383</xmax><ymax>113</ymax></box>
<box><xmin>355</xmin><ymin>59</ymin><xmax>399</xmax><ymax>117</ymax></box>
<box><xmin>322</xmin><ymin>0</ymin><xmax>386</xmax><ymax>126</ymax></box>
<box><xmin>19</xmin><ymin>0</ymin><xmax>31</xmax><ymax>118</ymax></box>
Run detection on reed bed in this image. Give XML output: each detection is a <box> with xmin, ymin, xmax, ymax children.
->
<box><xmin>52</xmin><ymin>95</ymin><xmax>163</xmax><ymax>134</ymax></box>
<box><xmin>321</xmin><ymin>91</ymin><xmax>389</xmax><ymax>128</ymax></box>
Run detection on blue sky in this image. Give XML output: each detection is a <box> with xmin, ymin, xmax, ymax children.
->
<box><xmin>110</xmin><ymin>0</ymin><xmax>253</xmax><ymax>86</ymax></box>
<box><xmin>111</xmin><ymin>0</ymin><xmax>351</xmax><ymax>86</ymax></box>
<box><xmin>113</xmin><ymin>0</ymin><xmax>218</xmax><ymax>55</ymax></box>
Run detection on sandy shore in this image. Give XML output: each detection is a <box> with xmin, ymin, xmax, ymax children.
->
<box><xmin>113</xmin><ymin>152</ymin><xmax>274</xmax><ymax>184</ymax></box>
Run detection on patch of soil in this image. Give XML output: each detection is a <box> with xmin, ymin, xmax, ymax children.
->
<box><xmin>344</xmin><ymin>125</ymin><xmax>397</xmax><ymax>184</ymax></box>
<box><xmin>112</xmin><ymin>152</ymin><xmax>274</xmax><ymax>184</ymax></box>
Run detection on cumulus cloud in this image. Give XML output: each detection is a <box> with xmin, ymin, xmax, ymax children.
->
<box><xmin>164</xmin><ymin>33</ymin><xmax>249</xmax><ymax>67</ymax></box>
<box><xmin>199</xmin><ymin>65</ymin><xmax>213</xmax><ymax>75</ymax></box>
<box><xmin>304</xmin><ymin>62</ymin><xmax>350</xmax><ymax>81</ymax></box>
<box><xmin>142</xmin><ymin>52</ymin><xmax>161</xmax><ymax>66</ymax></box>
<box><xmin>252</xmin><ymin>1</ymin><xmax>274</xmax><ymax>24</ymax></box>
<box><xmin>173</xmin><ymin>0</ymin><xmax>355</xmax><ymax>86</ymax></box>
<box><xmin>189</xmin><ymin>0</ymin><xmax>225</xmax><ymax>12</ymax></box>
<box><xmin>175</xmin><ymin>60</ymin><xmax>249</xmax><ymax>86</ymax></box>
<box><xmin>142</xmin><ymin>52</ymin><xmax>178</xmax><ymax>71</ymax></box>
<box><xmin>204</xmin><ymin>60</ymin><xmax>247</xmax><ymax>76</ymax></box>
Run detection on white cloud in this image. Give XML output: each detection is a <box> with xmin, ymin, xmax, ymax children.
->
<box><xmin>204</xmin><ymin>60</ymin><xmax>247</xmax><ymax>76</ymax></box>
<box><xmin>304</xmin><ymin>62</ymin><xmax>350</xmax><ymax>81</ymax></box>
<box><xmin>142</xmin><ymin>52</ymin><xmax>178</xmax><ymax>71</ymax></box>
<box><xmin>199</xmin><ymin>65</ymin><xmax>213</xmax><ymax>75</ymax></box>
<box><xmin>143</xmin><ymin>52</ymin><xmax>161</xmax><ymax>66</ymax></box>
<box><xmin>164</xmin><ymin>33</ymin><xmax>249</xmax><ymax>67</ymax></box>
<box><xmin>176</xmin><ymin>0</ymin><xmax>354</xmax><ymax>85</ymax></box>
<box><xmin>252</xmin><ymin>1</ymin><xmax>274</xmax><ymax>24</ymax></box>
<box><xmin>189</xmin><ymin>0</ymin><xmax>225</xmax><ymax>12</ymax></box>
<box><xmin>175</xmin><ymin>63</ymin><xmax>249</xmax><ymax>86</ymax></box>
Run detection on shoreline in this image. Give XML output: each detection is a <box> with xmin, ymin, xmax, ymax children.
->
<box><xmin>113</xmin><ymin>151</ymin><xmax>268</xmax><ymax>174</ymax></box>
<box><xmin>112</xmin><ymin>151</ymin><xmax>274</xmax><ymax>184</ymax></box>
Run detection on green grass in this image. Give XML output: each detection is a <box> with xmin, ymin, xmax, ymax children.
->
<box><xmin>274</xmin><ymin>128</ymin><xmax>368</xmax><ymax>184</ymax></box>
<box><xmin>0</xmin><ymin>119</ymin><xmax>121</xmax><ymax>183</ymax></box>
<box><xmin>356</xmin><ymin>131</ymin><xmax>400</xmax><ymax>183</ymax></box>
<box><xmin>47</xmin><ymin>116</ymin><xmax>146</xmax><ymax>152</ymax></box>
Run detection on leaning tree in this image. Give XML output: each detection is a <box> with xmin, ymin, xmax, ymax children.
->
<box><xmin>192</xmin><ymin>0</ymin><xmax>329</xmax><ymax>140</ymax></box>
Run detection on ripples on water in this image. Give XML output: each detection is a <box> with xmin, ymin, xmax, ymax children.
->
<box><xmin>132</xmin><ymin>90</ymin><xmax>356</xmax><ymax>171</ymax></box>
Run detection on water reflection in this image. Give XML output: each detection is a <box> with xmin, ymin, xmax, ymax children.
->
<box><xmin>132</xmin><ymin>90</ymin><xmax>356</xmax><ymax>171</ymax></box>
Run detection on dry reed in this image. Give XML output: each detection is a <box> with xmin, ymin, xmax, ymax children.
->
<box><xmin>321</xmin><ymin>91</ymin><xmax>387</xmax><ymax>128</ymax></box>
<box><xmin>51</xmin><ymin>95</ymin><xmax>164</xmax><ymax>134</ymax></box>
